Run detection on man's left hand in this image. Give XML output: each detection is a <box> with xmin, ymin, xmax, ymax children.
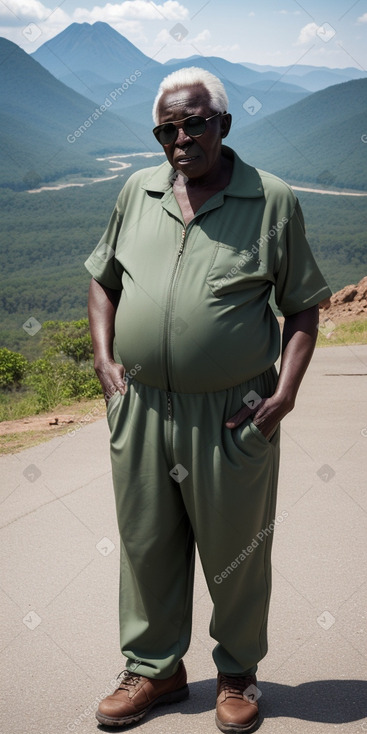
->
<box><xmin>225</xmin><ymin>395</ymin><xmax>293</xmax><ymax>441</ymax></box>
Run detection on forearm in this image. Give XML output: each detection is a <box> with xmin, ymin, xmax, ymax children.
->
<box><xmin>88</xmin><ymin>278</ymin><xmax>121</xmax><ymax>367</ymax></box>
<box><xmin>274</xmin><ymin>305</ymin><xmax>319</xmax><ymax>409</ymax></box>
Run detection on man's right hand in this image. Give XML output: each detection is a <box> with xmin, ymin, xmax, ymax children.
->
<box><xmin>87</xmin><ymin>279</ymin><xmax>125</xmax><ymax>404</ymax></box>
<box><xmin>94</xmin><ymin>358</ymin><xmax>127</xmax><ymax>403</ymax></box>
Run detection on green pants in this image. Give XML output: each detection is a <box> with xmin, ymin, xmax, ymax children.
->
<box><xmin>107</xmin><ymin>367</ymin><xmax>280</xmax><ymax>680</ymax></box>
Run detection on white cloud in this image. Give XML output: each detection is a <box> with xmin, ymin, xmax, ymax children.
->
<box><xmin>73</xmin><ymin>1</ymin><xmax>189</xmax><ymax>24</ymax></box>
<box><xmin>248</xmin><ymin>11</ymin><xmax>255</xmax><ymax>17</ymax></box>
<box><xmin>296</xmin><ymin>22</ymin><xmax>318</xmax><ymax>44</ymax></box>
<box><xmin>357</xmin><ymin>13</ymin><xmax>367</xmax><ymax>23</ymax></box>
<box><xmin>191</xmin><ymin>28</ymin><xmax>210</xmax><ymax>44</ymax></box>
<box><xmin>151</xmin><ymin>26</ymin><xmax>239</xmax><ymax>63</ymax></box>
<box><xmin>0</xmin><ymin>0</ymin><xmax>67</xmax><ymax>22</ymax></box>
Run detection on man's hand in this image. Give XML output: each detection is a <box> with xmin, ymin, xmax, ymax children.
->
<box><xmin>225</xmin><ymin>395</ymin><xmax>293</xmax><ymax>440</ymax></box>
<box><xmin>94</xmin><ymin>358</ymin><xmax>127</xmax><ymax>403</ymax></box>
<box><xmin>225</xmin><ymin>305</ymin><xmax>320</xmax><ymax>440</ymax></box>
<box><xmin>87</xmin><ymin>279</ymin><xmax>126</xmax><ymax>403</ymax></box>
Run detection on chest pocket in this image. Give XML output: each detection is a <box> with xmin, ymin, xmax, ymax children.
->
<box><xmin>206</xmin><ymin>242</ymin><xmax>269</xmax><ymax>297</ymax></box>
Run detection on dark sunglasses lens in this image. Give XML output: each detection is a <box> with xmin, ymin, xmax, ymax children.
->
<box><xmin>154</xmin><ymin>116</ymin><xmax>208</xmax><ymax>145</ymax></box>
<box><xmin>183</xmin><ymin>116</ymin><xmax>206</xmax><ymax>136</ymax></box>
<box><xmin>156</xmin><ymin>124</ymin><xmax>177</xmax><ymax>145</ymax></box>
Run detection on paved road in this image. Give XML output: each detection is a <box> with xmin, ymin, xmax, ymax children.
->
<box><xmin>1</xmin><ymin>345</ymin><xmax>366</xmax><ymax>734</ymax></box>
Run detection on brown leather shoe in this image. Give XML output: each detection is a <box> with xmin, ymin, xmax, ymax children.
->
<box><xmin>95</xmin><ymin>661</ymin><xmax>189</xmax><ymax>727</ymax></box>
<box><xmin>215</xmin><ymin>673</ymin><xmax>260</xmax><ymax>733</ymax></box>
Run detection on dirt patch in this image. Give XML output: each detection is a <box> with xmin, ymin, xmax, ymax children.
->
<box><xmin>0</xmin><ymin>399</ymin><xmax>106</xmax><ymax>454</ymax></box>
<box><xmin>319</xmin><ymin>276</ymin><xmax>367</xmax><ymax>323</ymax></box>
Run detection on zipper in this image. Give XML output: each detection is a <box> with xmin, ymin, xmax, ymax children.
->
<box><xmin>166</xmin><ymin>391</ymin><xmax>173</xmax><ymax>421</ymax></box>
<box><xmin>163</xmin><ymin>226</ymin><xmax>187</xmax><ymax>399</ymax></box>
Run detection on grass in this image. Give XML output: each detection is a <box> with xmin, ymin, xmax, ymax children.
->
<box><xmin>316</xmin><ymin>317</ymin><xmax>367</xmax><ymax>347</ymax></box>
<box><xmin>0</xmin><ymin>428</ymin><xmax>72</xmax><ymax>454</ymax></box>
<box><xmin>0</xmin><ymin>390</ymin><xmax>40</xmax><ymax>422</ymax></box>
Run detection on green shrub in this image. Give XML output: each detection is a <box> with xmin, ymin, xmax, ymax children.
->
<box><xmin>0</xmin><ymin>347</ymin><xmax>28</xmax><ymax>389</ymax></box>
<box><xmin>26</xmin><ymin>358</ymin><xmax>100</xmax><ymax>411</ymax></box>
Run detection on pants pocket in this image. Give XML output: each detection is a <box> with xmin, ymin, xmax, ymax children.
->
<box><xmin>106</xmin><ymin>390</ymin><xmax>123</xmax><ymax>430</ymax></box>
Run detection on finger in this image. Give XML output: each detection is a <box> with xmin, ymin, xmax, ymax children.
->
<box><xmin>225</xmin><ymin>404</ymin><xmax>253</xmax><ymax>429</ymax></box>
<box><xmin>104</xmin><ymin>386</ymin><xmax>117</xmax><ymax>402</ymax></box>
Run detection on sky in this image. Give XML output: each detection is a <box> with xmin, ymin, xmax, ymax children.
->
<box><xmin>0</xmin><ymin>0</ymin><xmax>366</xmax><ymax>69</ymax></box>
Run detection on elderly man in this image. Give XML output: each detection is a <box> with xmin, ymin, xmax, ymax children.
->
<box><xmin>85</xmin><ymin>67</ymin><xmax>331</xmax><ymax>733</ymax></box>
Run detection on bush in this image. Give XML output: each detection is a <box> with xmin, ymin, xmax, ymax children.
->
<box><xmin>42</xmin><ymin>319</ymin><xmax>94</xmax><ymax>363</ymax></box>
<box><xmin>26</xmin><ymin>358</ymin><xmax>100</xmax><ymax>411</ymax></box>
<box><xmin>0</xmin><ymin>347</ymin><xmax>28</xmax><ymax>389</ymax></box>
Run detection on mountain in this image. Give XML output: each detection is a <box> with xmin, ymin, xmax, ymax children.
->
<box><xmin>32</xmin><ymin>21</ymin><xmax>158</xmax><ymax>78</ymax></box>
<box><xmin>242</xmin><ymin>63</ymin><xmax>367</xmax><ymax>92</ymax></box>
<box><xmin>234</xmin><ymin>78</ymin><xmax>367</xmax><ymax>190</ymax></box>
<box><xmin>0</xmin><ymin>38</ymin><xmax>150</xmax><ymax>190</ymax></box>
<box><xmin>32</xmin><ymin>21</ymin><xmax>160</xmax><ymax>94</ymax></box>
<box><xmin>31</xmin><ymin>23</ymin><xmax>310</xmax><ymax>125</ymax></box>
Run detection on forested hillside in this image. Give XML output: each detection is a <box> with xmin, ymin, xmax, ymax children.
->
<box><xmin>237</xmin><ymin>78</ymin><xmax>367</xmax><ymax>191</ymax></box>
<box><xmin>0</xmin><ymin>38</ymin><xmax>148</xmax><ymax>190</ymax></box>
<box><xmin>1</xmin><ymin>165</ymin><xmax>366</xmax><ymax>357</ymax></box>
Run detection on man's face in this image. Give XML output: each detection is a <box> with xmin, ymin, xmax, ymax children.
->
<box><xmin>156</xmin><ymin>84</ymin><xmax>229</xmax><ymax>180</ymax></box>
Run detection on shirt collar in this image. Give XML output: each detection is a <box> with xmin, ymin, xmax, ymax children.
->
<box><xmin>141</xmin><ymin>146</ymin><xmax>264</xmax><ymax>199</ymax></box>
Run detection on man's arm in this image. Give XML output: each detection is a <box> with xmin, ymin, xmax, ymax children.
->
<box><xmin>88</xmin><ymin>278</ymin><xmax>127</xmax><ymax>400</ymax></box>
<box><xmin>225</xmin><ymin>305</ymin><xmax>319</xmax><ymax>439</ymax></box>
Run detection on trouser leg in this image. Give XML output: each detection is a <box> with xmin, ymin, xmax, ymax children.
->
<box><xmin>107</xmin><ymin>384</ymin><xmax>195</xmax><ymax>679</ymax></box>
<box><xmin>171</xmin><ymin>368</ymin><xmax>281</xmax><ymax>675</ymax></box>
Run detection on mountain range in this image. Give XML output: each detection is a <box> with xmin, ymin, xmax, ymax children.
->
<box><xmin>1</xmin><ymin>21</ymin><xmax>366</xmax><ymax>191</ymax></box>
<box><xmin>31</xmin><ymin>22</ymin><xmax>311</xmax><ymax>120</ymax></box>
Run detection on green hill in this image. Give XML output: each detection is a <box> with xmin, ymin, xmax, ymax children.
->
<box><xmin>0</xmin><ymin>38</ymin><xmax>149</xmax><ymax>190</ymax></box>
<box><xmin>235</xmin><ymin>78</ymin><xmax>367</xmax><ymax>190</ymax></box>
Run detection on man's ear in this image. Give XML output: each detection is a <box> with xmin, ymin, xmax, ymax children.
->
<box><xmin>221</xmin><ymin>113</ymin><xmax>232</xmax><ymax>139</ymax></box>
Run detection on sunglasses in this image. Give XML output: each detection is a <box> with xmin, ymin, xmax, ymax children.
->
<box><xmin>153</xmin><ymin>112</ymin><xmax>222</xmax><ymax>146</ymax></box>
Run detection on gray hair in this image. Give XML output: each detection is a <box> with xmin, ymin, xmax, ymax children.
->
<box><xmin>152</xmin><ymin>67</ymin><xmax>229</xmax><ymax>124</ymax></box>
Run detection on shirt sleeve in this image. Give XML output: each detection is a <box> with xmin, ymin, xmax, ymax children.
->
<box><xmin>84</xmin><ymin>205</ymin><xmax>124</xmax><ymax>290</ymax></box>
<box><xmin>274</xmin><ymin>198</ymin><xmax>332</xmax><ymax>316</ymax></box>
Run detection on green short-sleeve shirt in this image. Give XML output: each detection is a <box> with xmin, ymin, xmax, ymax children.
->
<box><xmin>85</xmin><ymin>146</ymin><xmax>331</xmax><ymax>393</ymax></box>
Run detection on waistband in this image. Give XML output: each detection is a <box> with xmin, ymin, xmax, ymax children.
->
<box><xmin>130</xmin><ymin>365</ymin><xmax>278</xmax><ymax>398</ymax></box>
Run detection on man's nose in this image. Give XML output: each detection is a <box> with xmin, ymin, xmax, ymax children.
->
<box><xmin>175</xmin><ymin>126</ymin><xmax>192</xmax><ymax>145</ymax></box>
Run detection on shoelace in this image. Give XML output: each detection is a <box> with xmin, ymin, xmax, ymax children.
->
<box><xmin>219</xmin><ymin>674</ymin><xmax>255</xmax><ymax>701</ymax></box>
<box><xmin>116</xmin><ymin>670</ymin><xmax>142</xmax><ymax>691</ymax></box>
